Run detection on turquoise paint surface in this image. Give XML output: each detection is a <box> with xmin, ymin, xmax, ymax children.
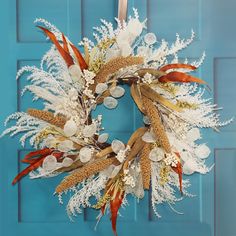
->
<box><xmin>1</xmin><ymin>0</ymin><xmax>236</xmax><ymax>236</ymax></box>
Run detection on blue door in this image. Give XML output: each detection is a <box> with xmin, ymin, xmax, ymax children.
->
<box><xmin>0</xmin><ymin>0</ymin><xmax>236</xmax><ymax>236</ymax></box>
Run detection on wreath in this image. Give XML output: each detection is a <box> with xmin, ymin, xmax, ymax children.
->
<box><xmin>1</xmin><ymin>9</ymin><xmax>232</xmax><ymax>235</ymax></box>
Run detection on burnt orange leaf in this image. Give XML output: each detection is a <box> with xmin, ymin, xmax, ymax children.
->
<box><xmin>172</xmin><ymin>153</ymin><xmax>183</xmax><ymax>194</ymax></box>
<box><xmin>22</xmin><ymin>151</ymin><xmax>64</xmax><ymax>164</ymax></box>
<box><xmin>159</xmin><ymin>63</ymin><xmax>197</xmax><ymax>72</ymax></box>
<box><xmin>13</xmin><ymin>149</ymin><xmax>64</xmax><ymax>185</ymax></box>
<box><xmin>12</xmin><ymin>156</ymin><xmax>45</xmax><ymax>185</ymax></box>
<box><xmin>21</xmin><ymin>157</ymin><xmax>42</xmax><ymax>164</ymax></box>
<box><xmin>21</xmin><ymin>148</ymin><xmax>52</xmax><ymax>163</ymax></box>
<box><xmin>69</xmin><ymin>43</ymin><xmax>88</xmax><ymax>70</ymax></box>
<box><xmin>62</xmin><ymin>33</ymin><xmax>69</xmax><ymax>53</ymax></box>
<box><xmin>159</xmin><ymin>71</ymin><xmax>206</xmax><ymax>84</ymax></box>
<box><xmin>52</xmin><ymin>152</ymin><xmax>64</xmax><ymax>160</ymax></box>
<box><xmin>110</xmin><ymin>191</ymin><xmax>124</xmax><ymax>236</ymax></box>
<box><xmin>37</xmin><ymin>26</ymin><xmax>74</xmax><ymax>67</ymax></box>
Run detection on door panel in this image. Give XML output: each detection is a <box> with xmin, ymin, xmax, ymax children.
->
<box><xmin>0</xmin><ymin>0</ymin><xmax>236</xmax><ymax>236</ymax></box>
<box><xmin>215</xmin><ymin>149</ymin><xmax>236</xmax><ymax>236</ymax></box>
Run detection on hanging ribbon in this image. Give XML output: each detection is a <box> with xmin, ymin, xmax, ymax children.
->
<box><xmin>118</xmin><ymin>0</ymin><xmax>128</xmax><ymax>23</ymax></box>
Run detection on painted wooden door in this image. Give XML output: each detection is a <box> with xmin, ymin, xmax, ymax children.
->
<box><xmin>1</xmin><ymin>0</ymin><xmax>236</xmax><ymax>236</ymax></box>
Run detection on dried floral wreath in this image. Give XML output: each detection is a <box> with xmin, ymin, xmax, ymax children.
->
<box><xmin>1</xmin><ymin>9</ymin><xmax>232</xmax><ymax>235</ymax></box>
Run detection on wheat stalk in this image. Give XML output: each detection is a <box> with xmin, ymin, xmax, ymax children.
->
<box><xmin>95</xmin><ymin>56</ymin><xmax>144</xmax><ymax>83</ymax></box>
<box><xmin>140</xmin><ymin>143</ymin><xmax>151</xmax><ymax>190</ymax></box>
<box><xmin>142</xmin><ymin>96</ymin><xmax>171</xmax><ymax>153</ymax></box>
<box><xmin>55</xmin><ymin>157</ymin><xmax>118</xmax><ymax>193</ymax></box>
<box><xmin>28</xmin><ymin>108</ymin><xmax>66</xmax><ymax>129</ymax></box>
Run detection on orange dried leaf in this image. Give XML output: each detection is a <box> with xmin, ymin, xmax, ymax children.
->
<box><xmin>12</xmin><ymin>149</ymin><xmax>63</xmax><ymax>185</ymax></box>
<box><xmin>62</xmin><ymin>33</ymin><xmax>69</xmax><ymax>53</ymax></box>
<box><xmin>12</xmin><ymin>157</ymin><xmax>45</xmax><ymax>185</ymax></box>
<box><xmin>160</xmin><ymin>63</ymin><xmax>197</xmax><ymax>72</ymax></box>
<box><xmin>172</xmin><ymin>153</ymin><xmax>183</xmax><ymax>194</ymax></box>
<box><xmin>23</xmin><ymin>148</ymin><xmax>52</xmax><ymax>160</ymax></box>
<box><xmin>69</xmin><ymin>43</ymin><xmax>88</xmax><ymax>70</ymax></box>
<box><xmin>110</xmin><ymin>191</ymin><xmax>124</xmax><ymax>236</ymax></box>
<box><xmin>159</xmin><ymin>71</ymin><xmax>206</xmax><ymax>84</ymax></box>
<box><xmin>37</xmin><ymin>26</ymin><xmax>74</xmax><ymax>67</ymax></box>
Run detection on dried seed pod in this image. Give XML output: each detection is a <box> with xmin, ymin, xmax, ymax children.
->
<box><xmin>42</xmin><ymin>155</ymin><xmax>57</xmax><ymax>171</ymax></box>
<box><xmin>97</xmin><ymin>133</ymin><xmax>109</xmax><ymax>143</ymax></box>
<box><xmin>144</xmin><ymin>33</ymin><xmax>157</xmax><ymax>45</ymax></box>
<box><xmin>82</xmin><ymin>123</ymin><xmax>97</xmax><ymax>137</ymax></box>
<box><xmin>110</xmin><ymin>86</ymin><xmax>125</xmax><ymax>98</ymax></box>
<box><xmin>55</xmin><ymin>157</ymin><xmax>117</xmax><ymax>193</ymax></box>
<box><xmin>142</xmin><ymin>96</ymin><xmax>171</xmax><ymax>153</ymax></box>
<box><xmin>149</xmin><ymin>147</ymin><xmax>165</xmax><ymax>162</ymax></box>
<box><xmin>111</xmin><ymin>140</ymin><xmax>125</xmax><ymax>154</ymax></box>
<box><xmin>79</xmin><ymin>147</ymin><xmax>93</xmax><ymax>163</ymax></box>
<box><xmin>95</xmin><ymin>56</ymin><xmax>144</xmax><ymax>83</ymax></box>
<box><xmin>95</xmin><ymin>83</ymin><xmax>108</xmax><ymax>94</ymax></box>
<box><xmin>27</xmin><ymin>108</ymin><xmax>66</xmax><ymax>128</ymax></box>
<box><xmin>97</xmin><ymin>89</ymin><xmax>111</xmax><ymax>104</ymax></box>
<box><xmin>142</xmin><ymin>131</ymin><xmax>156</xmax><ymax>143</ymax></box>
<box><xmin>64</xmin><ymin>119</ymin><xmax>78</xmax><ymax>136</ymax></box>
<box><xmin>103</xmin><ymin>96</ymin><xmax>118</xmax><ymax>109</ymax></box>
<box><xmin>68</xmin><ymin>65</ymin><xmax>82</xmax><ymax>82</ymax></box>
<box><xmin>61</xmin><ymin>157</ymin><xmax>74</xmax><ymax>167</ymax></box>
<box><xmin>96</xmin><ymin>81</ymin><xmax>117</xmax><ymax>104</ymax></box>
<box><xmin>140</xmin><ymin>143</ymin><xmax>151</xmax><ymax>189</ymax></box>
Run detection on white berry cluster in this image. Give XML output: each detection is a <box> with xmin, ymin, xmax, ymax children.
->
<box><xmin>164</xmin><ymin>153</ymin><xmax>179</xmax><ymax>167</ymax></box>
<box><xmin>123</xmin><ymin>169</ymin><xmax>136</xmax><ymax>188</ymax></box>
<box><xmin>141</xmin><ymin>73</ymin><xmax>154</xmax><ymax>84</ymax></box>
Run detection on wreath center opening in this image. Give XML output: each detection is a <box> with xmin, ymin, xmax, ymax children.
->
<box><xmin>93</xmin><ymin>84</ymin><xmax>142</xmax><ymax>143</ymax></box>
